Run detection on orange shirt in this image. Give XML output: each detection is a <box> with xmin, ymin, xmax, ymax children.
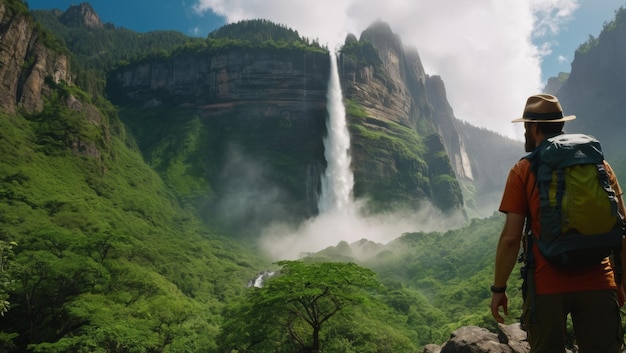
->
<box><xmin>499</xmin><ymin>158</ymin><xmax>620</xmax><ymax>294</ymax></box>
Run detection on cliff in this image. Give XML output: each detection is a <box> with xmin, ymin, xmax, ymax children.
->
<box><xmin>552</xmin><ymin>7</ymin><xmax>626</xmax><ymax>161</ymax></box>
<box><xmin>0</xmin><ymin>1</ymin><xmax>72</xmax><ymax>114</ymax></box>
<box><xmin>340</xmin><ymin>21</ymin><xmax>520</xmax><ymax>216</ymax></box>
<box><xmin>106</xmin><ymin>21</ymin><xmax>476</xmax><ymax>227</ymax></box>
<box><xmin>107</xmin><ymin>44</ymin><xmax>331</xmax><ymax>227</ymax></box>
<box><xmin>340</xmin><ymin>21</ymin><xmax>465</xmax><ymax>213</ymax></box>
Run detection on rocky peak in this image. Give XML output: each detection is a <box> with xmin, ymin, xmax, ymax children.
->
<box><xmin>543</xmin><ymin>72</ymin><xmax>569</xmax><ymax>95</ymax></box>
<box><xmin>60</xmin><ymin>2</ymin><xmax>103</xmax><ymax>29</ymax></box>
<box><xmin>0</xmin><ymin>1</ymin><xmax>72</xmax><ymax>114</ymax></box>
<box><xmin>359</xmin><ymin>20</ymin><xmax>404</xmax><ymax>55</ymax></box>
<box><xmin>358</xmin><ymin>21</ymin><xmax>407</xmax><ymax>84</ymax></box>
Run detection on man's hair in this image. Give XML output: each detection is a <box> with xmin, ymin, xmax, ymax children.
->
<box><xmin>536</xmin><ymin>122</ymin><xmax>564</xmax><ymax>135</ymax></box>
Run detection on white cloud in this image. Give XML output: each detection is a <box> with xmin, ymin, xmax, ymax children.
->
<box><xmin>191</xmin><ymin>0</ymin><xmax>580</xmax><ymax>140</ymax></box>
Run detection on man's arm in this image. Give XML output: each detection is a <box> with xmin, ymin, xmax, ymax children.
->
<box><xmin>490</xmin><ymin>212</ymin><xmax>524</xmax><ymax>323</ymax></box>
<box><xmin>605</xmin><ymin>161</ymin><xmax>626</xmax><ymax>304</ymax></box>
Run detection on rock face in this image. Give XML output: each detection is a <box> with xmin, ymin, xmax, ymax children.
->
<box><xmin>340</xmin><ymin>21</ymin><xmax>520</xmax><ymax>216</ymax></box>
<box><xmin>426</xmin><ymin>324</ymin><xmax>530</xmax><ymax>353</ymax></box>
<box><xmin>0</xmin><ymin>2</ymin><xmax>72</xmax><ymax>114</ymax></box>
<box><xmin>108</xmin><ymin>49</ymin><xmax>329</xmax><ymax>109</ymax></box>
<box><xmin>340</xmin><ymin>21</ymin><xmax>465</xmax><ymax>213</ymax></box>
<box><xmin>59</xmin><ymin>2</ymin><xmax>103</xmax><ymax>29</ymax></box>
<box><xmin>553</xmin><ymin>8</ymin><xmax>626</xmax><ymax>159</ymax></box>
<box><xmin>108</xmin><ymin>47</ymin><xmax>331</xmax><ymax>222</ymax></box>
<box><xmin>0</xmin><ymin>2</ymin><xmax>110</xmax><ymax>163</ymax></box>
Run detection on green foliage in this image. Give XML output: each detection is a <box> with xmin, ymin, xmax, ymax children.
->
<box><xmin>4</xmin><ymin>0</ymin><xmax>29</xmax><ymax>16</ymax></box>
<box><xmin>31</xmin><ymin>8</ymin><xmax>196</xmax><ymax>97</ymax></box>
<box><xmin>340</xmin><ymin>40</ymin><xmax>384</xmax><ymax>71</ymax></box>
<box><xmin>0</xmin><ymin>241</ymin><xmax>17</xmax><ymax>316</ymax></box>
<box><xmin>209</xmin><ymin>19</ymin><xmax>325</xmax><ymax>51</ymax></box>
<box><xmin>344</xmin><ymin>99</ymin><xmax>368</xmax><ymax>118</ymax></box>
<box><xmin>218</xmin><ymin>260</ymin><xmax>419</xmax><ymax>353</ymax></box>
<box><xmin>348</xmin><ymin>113</ymin><xmax>435</xmax><ymax>211</ymax></box>
<box><xmin>577</xmin><ymin>6</ymin><xmax>626</xmax><ymax>55</ymax></box>
<box><xmin>0</xmin><ymin>99</ymin><xmax>266</xmax><ymax>352</ymax></box>
<box><xmin>368</xmin><ymin>215</ymin><xmax>521</xmax><ymax>341</ymax></box>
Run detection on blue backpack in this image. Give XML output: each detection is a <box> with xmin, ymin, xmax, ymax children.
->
<box><xmin>525</xmin><ymin>134</ymin><xmax>624</xmax><ymax>268</ymax></box>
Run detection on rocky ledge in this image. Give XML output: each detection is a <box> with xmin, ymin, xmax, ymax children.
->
<box><xmin>424</xmin><ymin>324</ymin><xmax>529</xmax><ymax>353</ymax></box>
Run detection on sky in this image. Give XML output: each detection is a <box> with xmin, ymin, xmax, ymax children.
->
<box><xmin>27</xmin><ymin>0</ymin><xmax>625</xmax><ymax>140</ymax></box>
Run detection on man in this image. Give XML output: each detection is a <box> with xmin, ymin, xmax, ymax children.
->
<box><xmin>490</xmin><ymin>94</ymin><xmax>626</xmax><ymax>352</ymax></box>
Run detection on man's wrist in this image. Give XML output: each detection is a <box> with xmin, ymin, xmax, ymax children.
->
<box><xmin>490</xmin><ymin>284</ymin><xmax>507</xmax><ymax>293</ymax></box>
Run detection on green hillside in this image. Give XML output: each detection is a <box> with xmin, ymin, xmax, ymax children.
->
<box><xmin>0</xmin><ymin>89</ymin><xmax>513</xmax><ymax>352</ymax></box>
<box><xmin>0</xmin><ymin>82</ymin><xmax>269</xmax><ymax>351</ymax></box>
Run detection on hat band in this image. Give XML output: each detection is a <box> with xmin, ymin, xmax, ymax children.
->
<box><xmin>523</xmin><ymin>111</ymin><xmax>564</xmax><ymax>120</ymax></box>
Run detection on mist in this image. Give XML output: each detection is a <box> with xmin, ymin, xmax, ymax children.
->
<box><xmin>259</xmin><ymin>199</ymin><xmax>467</xmax><ymax>261</ymax></box>
<box><xmin>256</xmin><ymin>51</ymin><xmax>467</xmax><ymax>261</ymax></box>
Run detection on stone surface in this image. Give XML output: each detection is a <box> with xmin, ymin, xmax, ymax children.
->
<box><xmin>0</xmin><ymin>2</ymin><xmax>71</xmax><ymax>114</ymax></box>
<box><xmin>425</xmin><ymin>324</ymin><xmax>529</xmax><ymax>353</ymax></box>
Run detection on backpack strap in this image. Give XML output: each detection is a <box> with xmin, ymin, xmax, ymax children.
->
<box><xmin>520</xmin><ymin>153</ymin><xmax>539</xmax><ymax>326</ymax></box>
<box><xmin>519</xmin><ymin>134</ymin><xmax>564</xmax><ymax>327</ymax></box>
<box><xmin>597</xmin><ymin>162</ymin><xmax>625</xmax><ymax>285</ymax></box>
<box><xmin>597</xmin><ymin>163</ymin><xmax>619</xmax><ymax>216</ymax></box>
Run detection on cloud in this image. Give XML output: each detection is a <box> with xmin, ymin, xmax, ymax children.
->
<box><xmin>191</xmin><ymin>0</ymin><xmax>580</xmax><ymax>140</ymax></box>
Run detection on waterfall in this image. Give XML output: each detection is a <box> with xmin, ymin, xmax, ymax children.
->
<box><xmin>318</xmin><ymin>52</ymin><xmax>354</xmax><ymax>214</ymax></box>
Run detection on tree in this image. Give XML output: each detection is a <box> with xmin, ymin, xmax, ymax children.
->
<box><xmin>0</xmin><ymin>240</ymin><xmax>17</xmax><ymax>316</ymax></box>
<box><xmin>219</xmin><ymin>261</ymin><xmax>382</xmax><ymax>353</ymax></box>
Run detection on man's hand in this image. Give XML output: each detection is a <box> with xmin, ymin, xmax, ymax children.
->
<box><xmin>490</xmin><ymin>292</ymin><xmax>509</xmax><ymax>323</ymax></box>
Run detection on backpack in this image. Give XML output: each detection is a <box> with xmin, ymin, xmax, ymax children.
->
<box><xmin>525</xmin><ymin>133</ymin><xmax>624</xmax><ymax>268</ymax></box>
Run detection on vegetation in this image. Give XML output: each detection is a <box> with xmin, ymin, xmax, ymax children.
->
<box><xmin>0</xmin><ymin>88</ymin><xmax>267</xmax><ymax>351</ymax></box>
<box><xmin>576</xmin><ymin>6</ymin><xmax>625</xmax><ymax>55</ymax></box>
<box><xmin>31</xmin><ymin>8</ymin><xmax>197</xmax><ymax>98</ymax></box>
<box><xmin>340</xmin><ymin>40</ymin><xmax>384</xmax><ymax>72</ymax></box>
<box><xmin>0</xmin><ymin>240</ymin><xmax>17</xmax><ymax>316</ymax></box>
<box><xmin>209</xmin><ymin>19</ymin><xmax>325</xmax><ymax>51</ymax></box>
<box><xmin>346</xmin><ymin>102</ymin><xmax>463</xmax><ymax>213</ymax></box>
<box><xmin>6</xmin><ymin>2</ymin><xmax>626</xmax><ymax>352</ymax></box>
<box><xmin>217</xmin><ymin>261</ymin><xmax>412</xmax><ymax>353</ymax></box>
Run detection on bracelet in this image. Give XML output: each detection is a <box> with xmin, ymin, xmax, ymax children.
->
<box><xmin>491</xmin><ymin>284</ymin><xmax>507</xmax><ymax>293</ymax></box>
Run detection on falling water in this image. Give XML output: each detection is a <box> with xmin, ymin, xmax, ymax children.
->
<box><xmin>318</xmin><ymin>52</ymin><xmax>354</xmax><ymax>214</ymax></box>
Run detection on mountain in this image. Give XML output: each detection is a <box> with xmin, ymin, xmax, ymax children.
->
<box><xmin>58</xmin><ymin>2</ymin><xmax>102</xmax><ymax>29</ymax></box>
<box><xmin>547</xmin><ymin>6</ymin><xmax>626</xmax><ymax>172</ymax></box>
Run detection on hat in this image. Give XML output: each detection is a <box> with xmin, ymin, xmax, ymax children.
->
<box><xmin>511</xmin><ymin>94</ymin><xmax>576</xmax><ymax>123</ymax></box>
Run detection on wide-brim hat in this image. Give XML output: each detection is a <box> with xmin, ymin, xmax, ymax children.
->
<box><xmin>511</xmin><ymin>94</ymin><xmax>576</xmax><ymax>123</ymax></box>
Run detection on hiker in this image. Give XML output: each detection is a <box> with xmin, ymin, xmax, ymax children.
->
<box><xmin>489</xmin><ymin>94</ymin><xmax>626</xmax><ymax>352</ymax></box>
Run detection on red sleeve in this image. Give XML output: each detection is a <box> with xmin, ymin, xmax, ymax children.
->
<box><xmin>498</xmin><ymin>159</ymin><xmax>531</xmax><ymax>216</ymax></box>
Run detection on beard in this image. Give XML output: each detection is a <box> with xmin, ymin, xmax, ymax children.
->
<box><xmin>524</xmin><ymin>132</ymin><xmax>535</xmax><ymax>152</ymax></box>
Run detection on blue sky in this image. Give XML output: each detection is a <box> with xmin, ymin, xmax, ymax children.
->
<box><xmin>27</xmin><ymin>0</ymin><xmax>226</xmax><ymax>37</ymax></box>
<box><xmin>26</xmin><ymin>0</ymin><xmax>626</xmax><ymax>139</ymax></box>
